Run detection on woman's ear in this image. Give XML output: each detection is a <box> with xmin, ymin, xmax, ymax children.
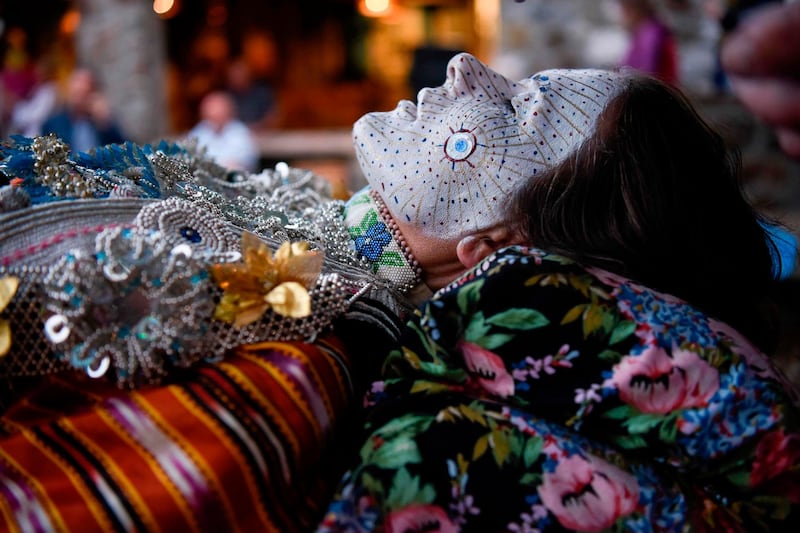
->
<box><xmin>456</xmin><ymin>226</ymin><xmax>524</xmax><ymax>269</ymax></box>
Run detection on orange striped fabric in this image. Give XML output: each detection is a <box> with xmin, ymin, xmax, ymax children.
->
<box><xmin>0</xmin><ymin>335</ymin><xmax>353</xmax><ymax>532</ymax></box>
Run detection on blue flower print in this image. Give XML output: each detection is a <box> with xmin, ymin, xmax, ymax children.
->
<box><xmin>354</xmin><ymin>222</ymin><xmax>392</xmax><ymax>262</ymax></box>
<box><xmin>677</xmin><ymin>363</ymin><xmax>782</xmax><ymax>459</ymax></box>
<box><xmin>616</xmin><ymin>284</ymin><xmax>714</xmax><ymax>348</ymax></box>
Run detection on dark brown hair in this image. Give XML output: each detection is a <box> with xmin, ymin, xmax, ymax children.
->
<box><xmin>507</xmin><ymin>73</ymin><xmax>779</xmax><ymax>353</ymax></box>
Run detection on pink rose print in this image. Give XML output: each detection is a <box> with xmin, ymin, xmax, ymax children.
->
<box><xmin>610</xmin><ymin>345</ymin><xmax>719</xmax><ymax>414</ymax></box>
<box><xmin>585</xmin><ymin>266</ymin><xmax>632</xmax><ymax>289</ymax></box>
<box><xmin>586</xmin><ymin>266</ymin><xmax>686</xmax><ymax>305</ymax></box>
<box><xmin>750</xmin><ymin>430</ymin><xmax>800</xmax><ymax>503</ymax></box>
<box><xmin>538</xmin><ymin>454</ymin><xmax>639</xmax><ymax>531</ymax></box>
<box><xmin>385</xmin><ymin>504</ymin><xmax>459</xmax><ymax>533</ymax></box>
<box><xmin>458</xmin><ymin>340</ymin><xmax>515</xmax><ymax>398</ymax></box>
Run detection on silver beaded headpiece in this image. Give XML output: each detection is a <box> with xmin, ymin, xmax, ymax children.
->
<box><xmin>0</xmin><ymin>197</ymin><xmax>357</xmax><ymax>389</ymax></box>
<box><xmin>0</xmin><ymin>135</ymin><xmax>412</xmax><ymax>390</ymax></box>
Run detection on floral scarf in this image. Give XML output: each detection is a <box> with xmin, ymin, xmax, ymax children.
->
<box><xmin>319</xmin><ymin>246</ymin><xmax>800</xmax><ymax>532</ymax></box>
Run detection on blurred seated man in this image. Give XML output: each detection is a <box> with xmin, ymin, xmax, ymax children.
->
<box><xmin>227</xmin><ymin>58</ymin><xmax>277</xmax><ymax>132</ymax></box>
<box><xmin>41</xmin><ymin>67</ymin><xmax>125</xmax><ymax>152</ymax></box>
<box><xmin>186</xmin><ymin>90</ymin><xmax>261</xmax><ymax>172</ymax></box>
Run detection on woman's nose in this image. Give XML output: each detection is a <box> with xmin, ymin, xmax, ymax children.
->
<box><xmin>444</xmin><ymin>52</ymin><xmax>478</xmax><ymax>93</ymax></box>
<box><xmin>443</xmin><ymin>53</ymin><xmax>516</xmax><ymax>101</ymax></box>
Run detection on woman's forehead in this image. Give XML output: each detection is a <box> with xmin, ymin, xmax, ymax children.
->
<box><xmin>528</xmin><ymin>68</ymin><xmax>626</xmax><ymax>93</ymax></box>
<box><xmin>443</xmin><ymin>53</ymin><xmax>625</xmax><ymax>100</ymax></box>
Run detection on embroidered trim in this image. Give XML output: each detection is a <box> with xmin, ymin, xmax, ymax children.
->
<box><xmin>369</xmin><ymin>189</ymin><xmax>423</xmax><ymax>286</ymax></box>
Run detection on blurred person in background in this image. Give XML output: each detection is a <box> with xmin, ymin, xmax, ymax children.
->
<box><xmin>186</xmin><ymin>90</ymin><xmax>260</xmax><ymax>172</ymax></box>
<box><xmin>718</xmin><ymin>0</ymin><xmax>784</xmax><ymax>31</ymax></box>
<box><xmin>226</xmin><ymin>57</ymin><xmax>278</xmax><ymax>132</ymax></box>
<box><xmin>409</xmin><ymin>45</ymin><xmax>464</xmax><ymax>96</ymax></box>
<box><xmin>8</xmin><ymin>55</ymin><xmax>59</xmax><ymax>137</ymax></box>
<box><xmin>617</xmin><ymin>0</ymin><xmax>680</xmax><ymax>85</ymax></box>
<box><xmin>180</xmin><ymin>29</ymin><xmax>232</xmax><ymax>131</ymax></box>
<box><xmin>41</xmin><ymin>67</ymin><xmax>125</xmax><ymax>152</ymax></box>
<box><xmin>1</xmin><ymin>26</ymin><xmax>37</xmax><ymax>137</ymax></box>
<box><xmin>705</xmin><ymin>0</ymin><xmax>782</xmax><ymax>92</ymax></box>
<box><xmin>721</xmin><ymin>0</ymin><xmax>800</xmax><ymax>159</ymax></box>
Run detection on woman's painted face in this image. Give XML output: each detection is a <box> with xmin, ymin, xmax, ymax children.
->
<box><xmin>353</xmin><ymin>53</ymin><xmax>624</xmax><ymax>240</ymax></box>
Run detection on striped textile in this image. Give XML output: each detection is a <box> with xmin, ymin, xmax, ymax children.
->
<box><xmin>0</xmin><ymin>335</ymin><xmax>353</xmax><ymax>533</ymax></box>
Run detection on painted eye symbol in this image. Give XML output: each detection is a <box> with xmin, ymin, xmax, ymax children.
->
<box><xmin>444</xmin><ymin>130</ymin><xmax>477</xmax><ymax>162</ymax></box>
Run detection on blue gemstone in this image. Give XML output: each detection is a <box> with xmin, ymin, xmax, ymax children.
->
<box><xmin>180</xmin><ymin>226</ymin><xmax>202</xmax><ymax>243</ymax></box>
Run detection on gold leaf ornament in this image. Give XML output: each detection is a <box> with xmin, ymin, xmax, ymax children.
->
<box><xmin>0</xmin><ymin>276</ymin><xmax>20</xmax><ymax>357</ymax></box>
<box><xmin>264</xmin><ymin>281</ymin><xmax>311</xmax><ymax>318</ymax></box>
<box><xmin>211</xmin><ymin>233</ymin><xmax>323</xmax><ymax>326</ymax></box>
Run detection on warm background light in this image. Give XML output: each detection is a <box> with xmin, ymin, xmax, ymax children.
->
<box><xmin>153</xmin><ymin>0</ymin><xmax>174</xmax><ymax>15</ymax></box>
<box><xmin>59</xmin><ymin>9</ymin><xmax>81</xmax><ymax>35</ymax></box>
<box><xmin>359</xmin><ymin>0</ymin><xmax>392</xmax><ymax>18</ymax></box>
<box><xmin>153</xmin><ymin>0</ymin><xmax>181</xmax><ymax>19</ymax></box>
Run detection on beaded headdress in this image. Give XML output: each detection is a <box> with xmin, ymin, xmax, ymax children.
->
<box><xmin>0</xmin><ymin>135</ymin><xmax>412</xmax><ymax>390</ymax></box>
<box><xmin>354</xmin><ymin>53</ymin><xmax>625</xmax><ymax>240</ymax></box>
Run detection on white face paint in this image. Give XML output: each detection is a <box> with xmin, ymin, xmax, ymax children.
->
<box><xmin>353</xmin><ymin>53</ymin><xmax>626</xmax><ymax>239</ymax></box>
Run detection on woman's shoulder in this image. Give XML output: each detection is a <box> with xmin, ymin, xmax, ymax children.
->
<box><xmin>436</xmin><ymin>244</ymin><xmax>798</xmax><ymax>403</ymax></box>
<box><xmin>441</xmin><ymin>244</ymin><xmax>628</xmax><ymax>295</ymax></box>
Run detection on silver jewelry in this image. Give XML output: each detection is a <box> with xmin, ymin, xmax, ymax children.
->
<box><xmin>0</xmin><ymin>137</ymin><xmax>416</xmax><ymax>390</ymax></box>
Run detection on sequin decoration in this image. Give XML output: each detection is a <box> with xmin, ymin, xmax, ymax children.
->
<box><xmin>42</xmin><ymin>227</ymin><xmax>214</xmax><ymax>387</ymax></box>
<box><xmin>31</xmin><ymin>135</ymin><xmax>96</xmax><ymax>198</ymax></box>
